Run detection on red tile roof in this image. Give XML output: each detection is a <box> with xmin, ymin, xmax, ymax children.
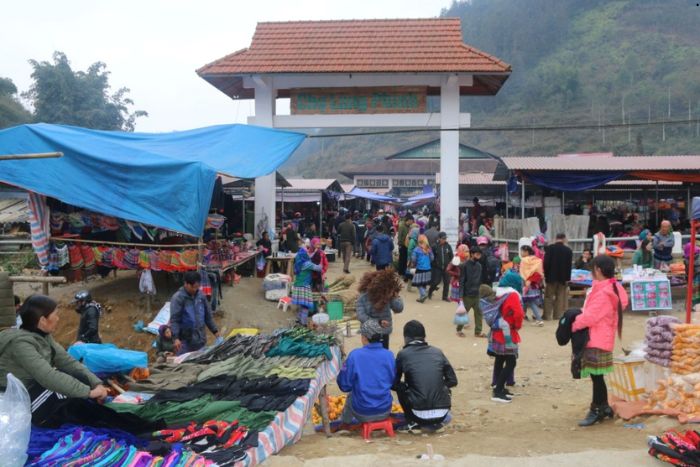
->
<box><xmin>197</xmin><ymin>18</ymin><xmax>511</xmax><ymax>99</ymax></box>
<box><xmin>199</xmin><ymin>18</ymin><xmax>510</xmax><ymax>74</ymax></box>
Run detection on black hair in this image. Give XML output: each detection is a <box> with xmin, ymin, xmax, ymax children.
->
<box><xmin>367</xmin><ymin>334</ymin><xmax>383</xmax><ymax>343</ymax></box>
<box><xmin>555</xmin><ymin>233</ymin><xmax>566</xmax><ymax>240</ymax></box>
<box><xmin>183</xmin><ymin>271</ymin><xmax>201</xmax><ymax>285</ymax></box>
<box><xmin>591</xmin><ymin>254</ymin><xmax>616</xmax><ymax>278</ymax></box>
<box><xmin>14</xmin><ymin>295</ymin><xmax>20</xmax><ymax>306</ymax></box>
<box><xmin>520</xmin><ymin>245</ymin><xmax>535</xmax><ymax>255</ymax></box>
<box><xmin>19</xmin><ymin>295</ymin><xmax>57</xmax><ymax>331</ymax></box>
<box><xmin>375</xmin><ymin>224</ymin><xmax>384</xmax><ymax>233</ymax></box>
<box><xmin>345</xmin><ymin>213</ymin><xmax>352</xmax><ymax>220</ymax></box>
<box><xmin>591</xmin><ymin>254</ymin><xmax>624</xmax><ymax>338</ymax></box>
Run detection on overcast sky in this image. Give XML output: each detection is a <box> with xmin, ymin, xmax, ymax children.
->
<box><xmin>2</xmin><ymin>0</ymin><xmax>449</xmax><ymax>132</ymax></box>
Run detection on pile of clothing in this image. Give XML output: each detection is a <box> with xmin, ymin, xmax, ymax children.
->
<box><xmin>646</xmin><ymin>316</ymin><xmax>681</xmax><ymax>367</ymax></box>
<box><xmin>648</xmin><ymin>429</ymin><xmax>700</xmax><ymax>466</ymax></box>
<box><xmin>27</xmin><ymin>427</ymin><xmax>213</xmax><ymax>466</ymax></box>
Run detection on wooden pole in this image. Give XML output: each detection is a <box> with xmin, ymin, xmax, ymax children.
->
<box><xmin>0</xmin><ymin>152</ymin><xmax>63</xmax><ymax>161</ymax></box>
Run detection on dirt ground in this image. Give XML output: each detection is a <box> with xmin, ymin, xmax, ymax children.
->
<box><xmin>13</xmin><ymin>256</ymin><xmax>687</xmax><ymax>465</ymax></box>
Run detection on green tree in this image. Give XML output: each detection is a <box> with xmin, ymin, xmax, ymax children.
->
<box><xmin>23</xmin><ymin>51</ymin><xmax>147</xmax><ymax>131</ymax></box>
<box><xmin>0</xmin><ymin>77</ymin><xmax>32</xmax><ymax>129</ymax></box>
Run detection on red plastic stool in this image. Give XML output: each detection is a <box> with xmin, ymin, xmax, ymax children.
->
<box><xmin>361</xmin><ymin>419</ymin><xmax>395</xmax><ymax>441</ymax></box>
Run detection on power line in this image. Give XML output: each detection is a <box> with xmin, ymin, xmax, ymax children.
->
<box><xmin>306</xmin><ymin>117</ymin><xmax>700</xmax><ymax>138</ymax></box>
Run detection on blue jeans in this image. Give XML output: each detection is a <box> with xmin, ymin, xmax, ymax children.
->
<box><xmin>526</xmin><ymin>301</ymin><xmax>543</xmax><ymax>321</ymax></box>
<box><xmin>418</xmin><ymin>286</ymin><xmax>427</xmax><ymax>299</ymax></box>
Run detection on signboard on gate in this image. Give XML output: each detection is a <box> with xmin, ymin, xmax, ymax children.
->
<box><xmin>290</xmin><ymin>87</ymin><xmax>427</xmax><ymax>115</ymax></box>
<box><xmin>630</xmin><ymin>278</ymin><xmax>673</xmax><ymax>311</ymax></box>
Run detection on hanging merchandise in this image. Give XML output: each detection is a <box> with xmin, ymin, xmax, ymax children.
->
<box><xmin>139</xmin><ymin>270</ymin><xmax>157</xmax><ymax>295</ymax></box>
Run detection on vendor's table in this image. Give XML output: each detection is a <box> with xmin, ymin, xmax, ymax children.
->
<box><xmin>265</xmin><ymin>254</ymin><xmax>296</xmax><ymax>280</ymax></box>
<box><xmin>242</xmin><ymin>345</ymin><xmax>341</xmax><ymax>466</ymax></box>
<box><xmin>209</xmin><ymin>250</ymin><xmax>260</xmax><ymax>286</ymax></box>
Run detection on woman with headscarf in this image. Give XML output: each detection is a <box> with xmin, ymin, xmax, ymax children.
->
<box><xmin>492</xmin><ymin>270</ymin><xmax>524</xmax><ymax>388</ymax></box>
<box><xmin>481</xmin><ymin>284</ymin><xmax>524</xmax><ymax>404</ymax></box>
<box><xmin>447</xmin><ymin>245</ymin><xmax>470</xmax><ymax>304</ymax></box>
<box><xmin>291</xmin><ymin>247</ymin><xmax>323</xmax><ymax>325</ymax></box>
<box><xmin>404</xmin><ymin>225</ymin><xmax>420</xmax><ymax>289</ymax></box>
<box><xmin>519</xmin><ymin>245</ymin><xmax>545</xmax><ymax>326</ymax></box>
<box><xmin>411</xmin><ymin>234</ymin><xmax>434</xmax><ymax>303</ymax></box>
<box><xmin>308</xmin><ymin>237</ymin><xmax>329</xmax><ymax>293</ymax></box>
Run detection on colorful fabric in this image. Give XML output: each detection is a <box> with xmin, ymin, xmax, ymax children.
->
<box><xmin>693</xmin><ymin>273</ymin><xmax>700</xmax><ymax>306</ymax></box>
<box><xmin>580</xmin><ymin>347</ymin><xmax>613</xmax><ymax>377</ymax></box>
<box><xmin>449</xmin><ymin>279</ymin><xmax>461</xmax><ymax>302</ymax></box>
<box><xmin>411</xmin><ymin>269</ymin><xmax>432</xmax><ymax>287</ymax></box>
<box><xmin>68</xmin><ymin>245</ymin><xmax>84</xmax><ymax>270</ymax></box>
<box><xmin>124</xmin><ymin>249</ymin><xmax>140</xmax><ymax>269</ymax></box>
<box><xmin>80</xmin><ymin>244</ymin><xmax>96</xmax><ymax>268</ymax></box>
<box><xmin>139</xmin><ymin>250</ymin><xmax>151</xmax><ymax>269</ymax></box>
<box><xmin>291</xmin><ymin>285</ymin><xmax>315</xmax><ymax>310</ymax></box>
<box><xmin>181</xmin><ymin>249</ymin><xmax>199</xmax><ymax>270</ymax></box>
<box><xmin>28</xmin><ymin>192</ymin><xmax>51</xmax><ymax>268</ymax></box>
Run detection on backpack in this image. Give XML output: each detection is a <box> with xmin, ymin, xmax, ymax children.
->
<box><xmin>480</xmin><ymin>294</ymin><xmax>510</xmax><ymax>329</ymax></box>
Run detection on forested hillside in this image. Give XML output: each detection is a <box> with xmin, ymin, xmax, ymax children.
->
<box><xmin>283</xmin><ymin>0</ymin><xmax>700</xmax><ymax>179</ymax></box>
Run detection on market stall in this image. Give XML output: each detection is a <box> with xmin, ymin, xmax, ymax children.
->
<box><xmin>0</xmin><ymin>123</ymin><xmax>305</xmax><ymax>291</ymax></box>
<box><xmin>22</xmin><ymin>327</ymin><xmax>342</xmax><ymax>466</ymax></box>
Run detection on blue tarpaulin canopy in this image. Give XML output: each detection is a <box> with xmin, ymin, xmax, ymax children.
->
<box><xmin>0</xmin><ymin>123</ymin><xmax>305</xmax><ymax>236</ymax></box>
<box><xmin>520</xmin><ymin>170</ymin><xmax>626</xmax><ymax>192</ymax></box>
<box><xmin>347</xmin><ymin>187</ymin><xmax>398</xmax><ymax>203</ymax></box>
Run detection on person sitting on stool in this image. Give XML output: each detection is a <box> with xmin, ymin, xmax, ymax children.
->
<box><xmin>394</xmin><ymin>320</ymin><xmax>458</xmax><ymax>433</ymax></box>
<box><xmin>337</xmin><ymin>319</ymin><xmax>395</xmax><ymax>426</ymax></box>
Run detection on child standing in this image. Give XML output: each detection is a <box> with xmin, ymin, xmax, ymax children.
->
<box><xmin>459</xmin><ymin>249</ymin><xmax>484</xmax><ymax>337</ymax></box>
<box><xmin>447</xmin><ymin>256</ymin><xmax>463</xmax><ymax>303</ymax></box>
<box><xmin>411</xmin><ymin>235</ymin><xmax>434</xmax><ymax>303</ymax></box>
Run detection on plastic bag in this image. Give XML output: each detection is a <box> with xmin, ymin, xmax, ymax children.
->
<box><xmin>68</xmin><ymin>343</ymin><xmax>147</xmax><ymax>374</ymax></box>
<box><xmin>453</xmin><ymin>312</ymin><xmax>470</xmax><ymax>326</ymax></box>
<box><xmin>0</xmin><ymin>374</ymin><xmax>31</xmax><ymax>466</ymax></box>
<box><xmin>456</xmin><ymin>300</ymin><xmax>467</xmax><ymax>314</ymax></box>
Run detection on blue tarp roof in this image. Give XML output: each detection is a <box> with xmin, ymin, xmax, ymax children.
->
<box><xmin>693</xmin><ymin>197</ymin><xmax>700</xmax><ymax>221</ymax></box>
<box><xmin>0</xmin><ymin>123</ymin><xmax>305</xmax><ymax>236</ymax></box>
<box><xmin>348</xmin><ymin>187</ymin><xmax>398</xmax><ymax>203</ymax></box>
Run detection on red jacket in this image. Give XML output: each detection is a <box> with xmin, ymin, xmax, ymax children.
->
<box><xmin>572</xmin><ymin>278</ymin><xmax>629</xmax><ymax>351</ymax></box>
<box><xmin>491</xmin><ymin>293</ymin><xmax>524</xmax><ymax>345</ymax></box>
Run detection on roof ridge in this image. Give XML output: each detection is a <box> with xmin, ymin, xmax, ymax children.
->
<box><xmin>256</xmin><ymin>18</ymin><xmax>456</xmax><ymax>25</ymax></box>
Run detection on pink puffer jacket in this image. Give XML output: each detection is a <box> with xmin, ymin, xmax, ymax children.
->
<box><xmin>572</xmin><ymin>278</ymin><xmax>629</xmax><ymax>351</ymax></box>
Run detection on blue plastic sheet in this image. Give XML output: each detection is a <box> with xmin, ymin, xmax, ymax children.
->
<box><xmin>0</xmin><ymin>123</ymin><xmax>305</xmax><ymax>235</ymax></box>
<box><xmin>693</xmin><ymin>197</ymin><xmax>700</xmax><ymax>221</ymax></box>
<box><xmin>67</xmin><ymin>343</ymin><xmax>147</xmax><ymax>374</ymax></box>
<box><xmin>521</xmin><ymin>170</ymin><xmax>626</xmax><ymax>192</ymax></box>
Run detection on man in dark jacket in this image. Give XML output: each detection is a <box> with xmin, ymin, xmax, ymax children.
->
<box><xmin>394</xmin><ymin>320</ymin><xmax>457</xmax><ymax>433</ymax></box>
<box><xmin>543</xmin><ymin>233</ymin><xmax>573</xmax><ymax>321</ymax></box>
<box><xmin>337</xmin><ymin>214</ymin><xmax>356</xmax><ymax>274</ymax></box>
<box><xmin>428</xmin><ymin>232</ymin><xmax>453</xmax><ymax>301</ymax></box>
<box><xmin>370</xmin><ymin>225</ymin><xmax>394</xmax><ymax>270</ymax></box>
<box><xmin>73</xmin><ymin>290</ymin><xmax>102</xmax><ymax>344</ymax></box>
<box><xmin>170</xmin><ymin>271</ymin><xmax>220</xmax><ymax>355</ymax></box>
<box><xmin>459</xmin><ymin>249</ymin><xmax>484</xmax><ymax>336</ymax></box>
<box><xmin>397</xmin><ymin>215</ymin><xmax>414</xmax><ymax>279</ymax></box>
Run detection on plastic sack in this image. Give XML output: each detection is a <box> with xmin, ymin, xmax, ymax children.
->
<box><xmin>0</xmin><ymin>374</ymin><xmax>31</xmax><ymax>466</ymax></box>
<box><xmin>453</xmin><ymin>312</ymin><xmax>470</xmax><ymax>326</ymax></box>
<box><xmin>456</xmin><ymin>301</ymin><xmax>467</xmax><ymax>314</ymax></box>
<box><xmin>68</xmin><ymin>343</ymin><xmax>147</xmax><ymax>374</ymax></box>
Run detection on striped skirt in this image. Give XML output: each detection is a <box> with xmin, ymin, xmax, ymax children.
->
<box><xmin>291</xmin><ymin>285</ymin><xmax>316</xmax><ymax>311</ymax></box>
<box><xmin>411</xmin><ymin>269</ymin><xmax>432</xmax><ymax>287</ymax></box>
<box><xmin>580</xmin><ymin>347</ymin><xmax>613</xmax><ymax>378</ymax></box>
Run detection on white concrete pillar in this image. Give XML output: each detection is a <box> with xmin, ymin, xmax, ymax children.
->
<box><xmin>253</xmin><ymin>77</ymin><xmax>277</xmax><ymax>240</ymax></box>
<box><xmin>440</xmin><ymin>75</ymin><xmax>460</xmax><ymax>247</ymax></box>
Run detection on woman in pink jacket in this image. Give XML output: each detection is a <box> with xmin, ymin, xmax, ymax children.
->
<box><xmin>571</xmin><ymin>254</ymin><xmax>628</xmax><ymax>427</ymax></box>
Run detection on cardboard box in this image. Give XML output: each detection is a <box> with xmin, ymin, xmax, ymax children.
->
<box><xmin>606</xmin><ymin>358</ymin><xmax>647</xmax><ymax>402</ymax></box>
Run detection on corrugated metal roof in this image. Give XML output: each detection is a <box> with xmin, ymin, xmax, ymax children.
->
<box><xmin>499</xmin><ymin>155</ymin><xmax>700</xmax><ymax>171</ymax></box>
<box><xmin>0</xmin><ymin>199</ymin><xmax>28</xmax><ymax>223</ymax></box>
<box><xmin>436</xmin><ymin>172</ymin><xmax>504</xmax><ymax>185</ymax></box>
<box><xmin>286</xmin><ymin>178</ymin><xmax>343</xmax><ymax>192</ymax></box>
<box><xmin>341</xmin><ymin>159</ymin><xmax>499</xmax><ymax>177</ymax></box>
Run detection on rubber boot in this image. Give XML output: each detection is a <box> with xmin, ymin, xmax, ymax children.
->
<box><xmin>600</xmin><ymin>404</ymin><xmax>614</xmax><ymax>420</ymax></box>
<box><xmin>578</xmin><ymin>405</ymin><xmax>603</xmax><ymax>427</ymax></box>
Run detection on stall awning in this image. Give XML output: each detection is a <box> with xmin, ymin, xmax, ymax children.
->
<box><xmin>347</xmin><ymin>187</ymin><xmax>398</xmax><ymax>203</ymax></box>
<box><xmin>0</xmin><ymin>123</ymin><xmax>305</xmax><ymax>236</ymax></box>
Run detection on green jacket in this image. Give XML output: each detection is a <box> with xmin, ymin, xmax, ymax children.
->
<box><xmin>632</xmin><ymin>249</ymin><xmax>653</xmax><ymax>269</ymax></box>
<box><xmin>397</xmin><ymin>222</ymin><xmax>410</xmax><ymax>246</ymax></box>
<box><xmin>0</xmin><ymin>328</ymin><xmax>102</xmax><ymax>398</ymax></box>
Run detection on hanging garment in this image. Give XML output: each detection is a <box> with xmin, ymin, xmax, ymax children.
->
<box><xmin>139</xmin><ymin>270</ymin><xmax>157</xmax><ymax>295</ymax></box>
<box><xmin>68</xmin><ymin>245</ymin><xmax>84</xmax><ymax>270</ymax></box>
<box><xmin>28</xmin><ymin>193</ymin><xmax>51</xmax><ymax>268</ymax></box>
<box><xmin>139</xmin><ymin>250</ymin><xmax>151</xmax><ymax>269</ymax></box>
